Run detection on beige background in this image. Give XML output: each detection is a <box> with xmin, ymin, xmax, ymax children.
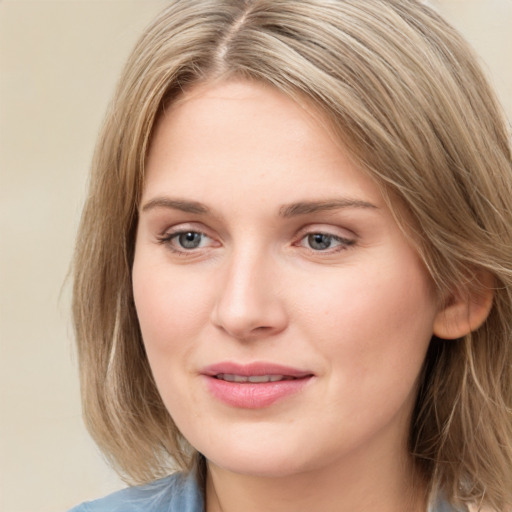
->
<box><xmin>0</xmin><ymin>1</ymin><xmax>510</xmax><ymax>511</ymax></box>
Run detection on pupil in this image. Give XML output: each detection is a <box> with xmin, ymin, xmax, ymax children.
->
<box><xmin>179</xmin><ymin>232</ymin><xmax>201</xmax><ymax>249</ymax></box>
<box><xmin>309</xmin><ymin>234</ymin><xmax>331</xmax><ymax>250</ymax></box>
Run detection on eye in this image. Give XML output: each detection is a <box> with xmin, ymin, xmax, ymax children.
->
<box><xmin>299</xmin><ymin>232</ymin><xmax>354</xmax><ymax>252</ymax></box>
<box><xmin>175</xmin><ymin>231</ymin><xmax>206</xmax><ymax>249</ymax></box>
<box><xmin>158</xmin><ymin>229</ymin><xmax>216</xmax><ymax>252</ymax></box>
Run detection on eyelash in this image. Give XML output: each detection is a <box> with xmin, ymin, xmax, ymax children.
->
<box><xmin>157</xmin><ymin>228</ymin><xmax>355</xmax><ymax>256</ymax></box>
<box><xmin>156</xmin><ymin>229</ymin><xmax>214</xmax><ymax>256</ymax></box>
<box><xmin>296</xmin><ymin>232</ymin><xmax>355</xmax><ymax>253</ymax></box>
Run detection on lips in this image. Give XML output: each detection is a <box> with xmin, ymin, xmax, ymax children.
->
<box><xmin>202</xmin><ymin>361</ymin><xmax>313</xmax><ymax>379</ymax></box>
<box><xmin>216</xmin><ymin>374</ymin><xmax>295</xmax><ymax>383</ymax></box>
<box><xmin>201</xmin><ymin>362</ymin><xmax>314</xmax><ymax>409</ymax></box>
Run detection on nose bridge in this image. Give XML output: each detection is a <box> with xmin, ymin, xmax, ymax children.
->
<box><xmin>211</xmin><ymin>243</ymin><xmax>287</xmax><ymax>339</ymax></box>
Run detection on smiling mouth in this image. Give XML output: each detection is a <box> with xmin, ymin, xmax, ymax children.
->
<box><xmin>214</xmin><ymin>374</ymin><xmax>298</xmax><ymax>383</ymax></box>
<box><xmin>206</xmin><ymin>371</ymin><xmax>313</xmax><ymax>408</ymax></box>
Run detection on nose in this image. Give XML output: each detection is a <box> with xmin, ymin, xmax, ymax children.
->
<box><xmin>210</xmin><ymin>249</ymin><xmax>288</xmax><ymax>341</ymax></box>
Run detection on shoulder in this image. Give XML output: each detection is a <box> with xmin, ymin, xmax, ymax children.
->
<box><xmin>68</xmin><ymin>472</ymin><xmax>203</xmax><ymax>512</ymax></box>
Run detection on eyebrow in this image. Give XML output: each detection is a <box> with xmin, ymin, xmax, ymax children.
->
<box><xmin>278</xmin><ymin>198</ymin><xmax>378</xmax><ymax>217</ymax></box>
<box><xmin>140</xmin><ymin>196</ymin><xmax>378</xmax><ymax>217</ymax></box>
<box><xmin>141</xmin><ymin>197</ymin><xmax>210</xmax><ymax>215</ymax></box>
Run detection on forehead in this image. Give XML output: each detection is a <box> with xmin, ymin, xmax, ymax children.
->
<box><xmin>150</xmin><ymin>80</ymin><xmax>339</xmax><ymax>168</ymax></box>
<box><xmin>144</xmin><ymin>80</ymin><xmax>385</xmax><ymax>211</ymax></box>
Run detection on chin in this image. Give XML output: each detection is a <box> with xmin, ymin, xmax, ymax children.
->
<box><xmin>198</xmin><ymin>434</ymin><xmax>322</xmax><ymax>479</ymax></box>
<box><xmin>210</xmin><ymin>454</ymin><xmax>306</xmax><ymax>479</ymax></box>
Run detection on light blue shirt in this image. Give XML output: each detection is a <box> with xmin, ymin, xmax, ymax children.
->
<box><xmin>68</xmin><ymin>473</ymin><xmax>203</xmax><ymax>512</ymax></box>
<box><xmin>69</xmin><ymin>472</ymin><xmax>460</xmax><ymax>512</ymax></box>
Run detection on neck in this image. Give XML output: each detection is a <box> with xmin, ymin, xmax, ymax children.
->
<box><xmin>205</xmin><ymin>450</ymin><xmax>427</xmax><ymax>512</ymax></box>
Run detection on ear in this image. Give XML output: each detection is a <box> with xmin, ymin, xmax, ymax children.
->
<box><xmin>433</xmin><ymin>271</ymin><xmax>494</xmax><ymax>340</ymax></box>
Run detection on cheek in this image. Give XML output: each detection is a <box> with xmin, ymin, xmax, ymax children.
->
<box><xmin>291</xmin><ymin>261</ymin><xmax>437</xmax><ymax>448</ymax></box>
<box><xmin>302</xmin><ymin>264</ymin><xmax>433</xmax><ymax>327</ymax></box>
<box><xmin>295</xmin><ymin>255</ymin><xmax>437</xmax><ymax>378</ymax></box>
<box><xmin>132</xmin><ymin>259</ymin><xmax>213</xmax><ymax>417</ymax></box>
<box><xmin>132</xmin><ymin>256</ymin><xmax>212</xmax><ymax>359</ymax></box>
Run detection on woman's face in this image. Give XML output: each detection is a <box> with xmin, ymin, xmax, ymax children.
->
<box><xmin>133</xmin><ymin>80</ymin><xmax>440</xmax><ymax>478</ymax></box>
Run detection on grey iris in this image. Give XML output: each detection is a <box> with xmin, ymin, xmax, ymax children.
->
<box><xmin>308</xmin><ymin>233</ymin><xmax>333</xmax><ymax>250</ymax></box>
<box><xmin>179</xmin><ymin>232</ymin><xmax>202</xmax><ymax>249</ymax></box>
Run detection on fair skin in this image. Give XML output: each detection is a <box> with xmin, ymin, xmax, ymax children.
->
<box><xmin>132</xmin><ymin>80</ymin><xmax>470</xmax><ymax>512</ymax></box>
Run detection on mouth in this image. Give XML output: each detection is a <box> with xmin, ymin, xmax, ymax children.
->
<box><xmin>202</xmin><ymin>362</ymin><xmax>314</xmax><ymax>409</ymax></box>
<box><xmin>202</xmin><ymin>361</ymin><xmax>313</xmax><ymax>380</ymax></box>
<box><xmin>214</xmin><ymin>374</ymin><xmax>299</xmax><ymax>383</ymax></box>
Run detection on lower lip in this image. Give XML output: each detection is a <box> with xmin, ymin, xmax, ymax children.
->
<box><xmin>204</xmin><ymin>376</ymin><xmax>312</xmax><ymax>409</ymax></box>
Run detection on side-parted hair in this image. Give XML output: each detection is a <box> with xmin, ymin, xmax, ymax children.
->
<box><xmin>73</xmin><ymin>0</ymin><xmax>512</xmax><ymax>509</ymax></box>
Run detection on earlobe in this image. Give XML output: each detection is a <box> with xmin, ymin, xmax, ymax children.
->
<box><xmin>433</xmin><ymin>272</ymin><xmax>494</xmax><ymax>340</ymax></box>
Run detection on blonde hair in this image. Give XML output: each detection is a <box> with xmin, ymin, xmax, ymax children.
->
<box><xmin>73</xmin><ymin>0</ymin><xmax>512</xmax><ymax>509</ymax></box>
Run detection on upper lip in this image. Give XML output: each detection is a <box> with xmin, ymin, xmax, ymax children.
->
<box><xmin>201</xmin><ymin>361</ymin><xmax>314</xmax><ymax>379</ymax></box>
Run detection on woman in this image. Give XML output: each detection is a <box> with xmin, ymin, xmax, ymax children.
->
<box><xmin>70</xmin><ymin>1</ymin><xmax>512</xmax><ymax>511</ymax></box>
